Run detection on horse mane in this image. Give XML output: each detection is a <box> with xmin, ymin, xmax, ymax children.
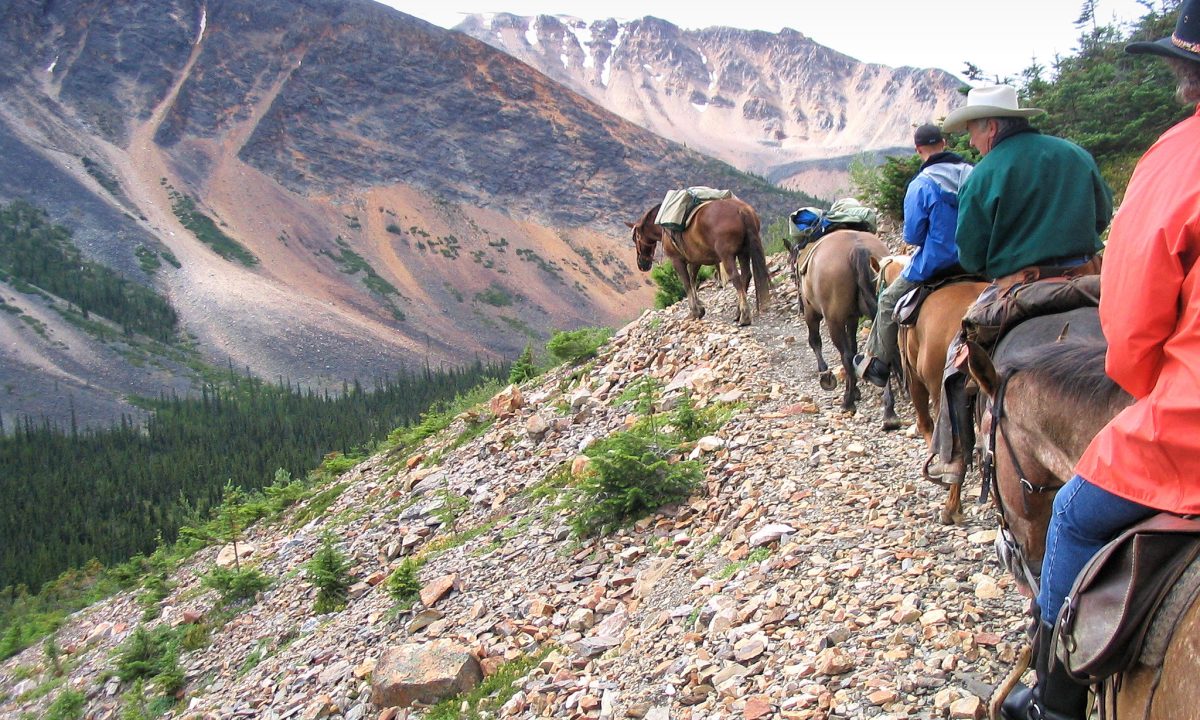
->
<box><xmin>640</xmin><ymin>203</ymin><xmax>661</xmax><ymax>229</ymax></box>
<box><xmin>999</xmin><ymin>337</ymin><xmax>1131</xmax><ymax>412</ymax></box>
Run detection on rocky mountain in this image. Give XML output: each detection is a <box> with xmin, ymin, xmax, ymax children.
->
<box><xmin>0</xmin><ymin>258</ymin><xmax>1028</xmax><ymax>719</ymax></box>
<box><xmin>456</xmin><ymin>14</ymin><xmax>966</xmax><ymax>198</ymax></box>
<box><xmin>0</xmin><ymin>0</ymin><xmax>802</xmax><ymax>427</ymax></box>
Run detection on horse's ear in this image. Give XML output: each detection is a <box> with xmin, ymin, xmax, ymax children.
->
<box><xmin>869</xmin><ymin>256</ymin><xmax>882</xmax><ymax>274</ymax></box>
<box><xmin>964</xmin><ymin>341</ymin><xmax>1000</xmax><ymax>399</ymax></box>
<box><xmin>625</xmin><ymin>221</ymin><xmax>636</xmax><ymax>228</ymax></box>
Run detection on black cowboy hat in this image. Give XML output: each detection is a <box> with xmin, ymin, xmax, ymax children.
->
<box><xmin>1126</xmin><ymin>0</ymin><xmax>1200</xmax><ymax>63</ymax></box>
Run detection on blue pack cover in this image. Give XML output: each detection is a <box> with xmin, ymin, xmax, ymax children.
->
<box><xmin>789</xmin><ymin>207</ymin><xmax>829</xmax><ymax>239</ymax></box>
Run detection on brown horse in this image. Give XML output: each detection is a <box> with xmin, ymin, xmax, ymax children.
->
<box><xmin>964</xmin><ymin>311</ymin><xmax>1200</xmax><ymax>718</ymax></box>
<box><xmin>965</xmin><ymin>309</ymin><xmax>1120</xmax><ymax>592</ymax></box>
<box><xmin>628</xmin><ymin>198</ymin><xmax>770</xmax><ymax>326</ymax></box>
<box><xmin>898</xmin><ymin>280</ymin><xmax>989</xmax><ymax>524</ymax></box>
<box><xmin>792</xmin><ymin>230</ymin><xmax>889</xmax><ymax>415</ymax></box>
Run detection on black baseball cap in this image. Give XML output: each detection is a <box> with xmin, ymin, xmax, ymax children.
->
<box><xmin>914</xmin><ymin>123</ymin><xmax>944</xmax><ymax>146</ymax></box>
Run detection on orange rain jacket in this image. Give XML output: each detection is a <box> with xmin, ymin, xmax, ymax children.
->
<box><xmin>1076</xmin><ymin>105</ymin><xmax>1200</xmax><ymax>513</ymax></box>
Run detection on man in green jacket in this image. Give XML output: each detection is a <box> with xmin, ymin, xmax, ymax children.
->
<box><xmin>946</xmin><ymin>84</ymin><xmax>1112</xmax><ymax>279</ymax></box>
<box><xmin>924</xmin><ymin>85</ymin><xmax>1113</xmax><ymax>485</ymax></box>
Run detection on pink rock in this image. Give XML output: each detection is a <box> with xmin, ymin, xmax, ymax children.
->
<box><xmin>419</xmin><ymin>574</ymin><xmax>458</xmax><ymax>607</ymax></box>
<box><xmin>372</xmin><ymin>640</ymin><xmax>483</xmax><ymax>708</ymax></box>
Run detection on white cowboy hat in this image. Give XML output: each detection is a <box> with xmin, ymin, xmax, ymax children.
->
<box><xmin>942</xmin><ymin>84</ymin><xmax>1044</xmax><ymax>133</ymax></box>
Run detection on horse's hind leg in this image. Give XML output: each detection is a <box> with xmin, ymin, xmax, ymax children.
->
<box><xmin>673</xmin><ymin>258</ymin><xmax>704</xmax><ymax>319</ymax></box>
<box><xmin>725</xmin><ymin>254</ymin><xmax>751</xmax><ymax>326</ymax></box>
<box><xmin>881</xmin><ymin>377</ymin><xmax>902</xmax><ymax>432</ymax></box>
<box><xmin>829</xmin><ymin>317</ymin><xmax>857</xmax><ymax>413</ymax></box>
<box><xmin>805</xmin><ymin>310</ymin><xmax>834</xmax><ymax>391</ymax></box>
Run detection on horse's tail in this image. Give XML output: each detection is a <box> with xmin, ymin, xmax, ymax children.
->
<box><xmin>851</xmin><ymin>244</ymin><xmax>879</xmax><ymax>320</ymax></box>
<box><xmin>742</xmin><ymin>208</ymin><xmax>772</xmax><ymax>311</ymax></box>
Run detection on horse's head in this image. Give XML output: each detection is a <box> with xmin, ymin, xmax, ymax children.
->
<box><xmin>965</xmin><ymin>341</ymin><xmax>1051</xmax><ymax>597</ymax></box>
<box><xmin>628</xmin><ymin>205</ymin><xmax>662</xmax><ymax>272</ymax></box>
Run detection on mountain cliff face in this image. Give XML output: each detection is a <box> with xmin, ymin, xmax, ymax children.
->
<box><xmin>0</xmin><ymin>0</ymin><xmax>800</xmax><ymax>426</ymax></box>
<box><xmin>456</xmin><ymin>14</ymin><xmax>966</xmax><ymax>198</ymax></box>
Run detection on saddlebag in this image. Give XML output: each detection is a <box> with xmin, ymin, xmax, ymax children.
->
<box><xmin>1054</xmin><ymin>513</ymin><xmax>1200</xmax><ymax>683</ymax></box>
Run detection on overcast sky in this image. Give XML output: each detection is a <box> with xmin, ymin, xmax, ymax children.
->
<box><xmin>376</xmin><ymin>0</ymin><xmax>1158</xmax><ymax>82</ymax></box>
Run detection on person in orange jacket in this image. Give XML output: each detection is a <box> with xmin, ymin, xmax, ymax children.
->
<box><xmin>1001</xmin><ymin>3</ymin><xmax>1200</xmax><ymax>719</ymax></box>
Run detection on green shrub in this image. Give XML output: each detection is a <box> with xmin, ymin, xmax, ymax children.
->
<box><xmin>44</xmin><ymin>635</ymin><xmax>63</xmax><ymax>676</ymax></box>
<box><xmin>650</xmin><ymin>261</ymin><xmax>715</xmax><ymax>309</ymax></box>
<box><xmin>672</xmin><ymin>390</ymin><xmax>702</xmax><ymax>441</ymax></box>
<box><xmin>306</xmin><ymin>534</ymin><xmax>351</xmax><ymax>614</ymax></box>
<box><xmin>261</xmin><ymin>468</ymin><xmax>306</xmax><ymax>513</ymax></box>
<box><xmin>546</xmin><ymin>327</ymin><xmax>612</xmax><ymax>365</ymax></box>
<box><xmin>201</xmin><ymin>566</ymin><xmax>271</xmax><ymax>606</ymax></box>
<box><xmin>45</xmin><ymin>687</ymin><xmax>85</xmax><ymax>720</ymax></box>
<box><xmin>169</xmin><ymin>192</ymin><xmax>258</xmax><ymax>266</ymax></box>
<box><xmin>386</xmin><ymin>558</ymin><xmax>423</xmax><ymax>607</ymax></box>
<box><xmin>569</xmin><ymin>428</ymin><xmax>702</xmax><ymax>537</ymax></box>
<box><xmin>178</xmin><ymin>623</ymin><xmax>210</xmax><ymax>651</ymax></box>
<box><xmin>762</xmin><ymin>217</ymin><xmax>792</xmax><ymax>256</ymax></box>
<box><xmin>474</xmin><ymin>284</ymin><xmax>514</xmax><ymax>307</ymax></box>
<box><xmin>118</xmin><ymin>678</ymin><xmax>173</xmax><ymax>720</ymax></box>
<box><xmin>507</xmin><ymin>344</ymin><xmax>538</xmax><ymax>384</ymax></box>
<box><xmin>617</xmin><ymin>376</ymin><xmax>661</xmax><ymax>416</ymax></box>
<box><xmin>115</xmin><ymin>625</ymin><xmax>182</xmax><ymax>694</ymax></box>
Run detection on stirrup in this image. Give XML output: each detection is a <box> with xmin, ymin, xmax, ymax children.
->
<box><xmin>922</xmin><ymin>454</ymin><xmax>965</xmax><ymax>488</ymax></box>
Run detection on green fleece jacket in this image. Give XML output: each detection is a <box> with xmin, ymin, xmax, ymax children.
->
<box><xmin>956</xmin><ymin>131</ymin><xmax>1112</xmax><ymax>279</ymax></box>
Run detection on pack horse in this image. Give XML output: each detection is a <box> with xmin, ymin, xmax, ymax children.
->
<box><xmin>628</xmin><ymin>197</ymin><xmax>771</xmax><ymax>326</ymax></box>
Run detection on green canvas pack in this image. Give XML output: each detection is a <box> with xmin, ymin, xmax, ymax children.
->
<box><xmin>655</xmin><ymin>187</ymin><xmax>732</xmax><ymax>231</ymax></box>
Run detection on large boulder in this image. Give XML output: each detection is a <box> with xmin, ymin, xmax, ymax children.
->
<box><xmin>215</xmin><ymin>542</ymin><xmax>256</xmax><ymax>568</ymax></box>
<box><xmin>371</xmin><ymin>640</ymin><xmax>483</xmax><ymax>708</ymax></box>
<box><xmin>489</xmin><ymin>384</ymin><xmax>524</xmax><ymax>417</ymax></box>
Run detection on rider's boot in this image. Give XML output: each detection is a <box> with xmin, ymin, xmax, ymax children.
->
<box><xmin>852</xmin><ymin>353</ymin><xmax>888</xmax><ymax>387</ymax></box>
<box><xmin>1000</xmin><ymin>620</ymin><xmax>1090</xmax><ymax>720</ymax></box>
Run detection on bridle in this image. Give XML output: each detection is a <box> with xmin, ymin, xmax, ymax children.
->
<box><xmin>982</xmin><ymin>371</ymin><xmax>1064</xmax><ymax>598</ymax></box>
<box><xmin>632</xmin><ymin>222</ymin><xmax>660</xmax><ymax>271</ymax></box>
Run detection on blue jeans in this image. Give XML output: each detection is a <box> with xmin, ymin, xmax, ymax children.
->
<box><xmin>1037</xmin><ymin>475</ymin><xmax>1158</xmax><ymax>623</ymax></box>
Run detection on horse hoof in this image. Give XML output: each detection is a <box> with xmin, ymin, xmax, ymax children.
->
<box><xmin>938</xmin><ymin>510</ymin><xmax>964</xmax><ymax>526</ymax></box>
<box><xmin>882</xmin><ymin>418</ymin><xmax>903</xmax><ymax>432</ymax></box>
<box><xmin>819</xmin><ymin>373</ymin><xmax>837</xmax><ymax>391</ymax></box>
<box><xmin>841</xmin><ymin>406</ymin><xmax>856</xmax><ymax>416</ymax></box>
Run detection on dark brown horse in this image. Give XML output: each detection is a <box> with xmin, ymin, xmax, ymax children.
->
<box><xmin>628</xmin><ymin>197</ymin><xmax>770</xmax><ymax>326</ymax></box>
<box><xmin>964</xmin><ymin>311</ymin><xmax>1200</xmax><ymax>718</ymax></box>
<box><xmin>792</xmin><ymin>230</ymin><xmax>889</xmax><ymax>414</ymax></box>
<box><xmin>898</xmin><ymin>280</ymin><xmax>989</xmax><ymax>524</ymax></box>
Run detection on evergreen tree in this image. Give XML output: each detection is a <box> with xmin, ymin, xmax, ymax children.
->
<box><xmin>508</xmin><ymin>344</ymin><xmax>538</xmax><ymax>384</ymax></box>
<box><xmin>306</xmin><ymin>534</ymin><xmax>351</xmax><ymax>614</ymax></box>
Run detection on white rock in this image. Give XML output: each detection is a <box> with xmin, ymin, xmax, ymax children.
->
<box><xmin>749</xmin><ymin>523</ymin><xmax>796</xmax><ymax>548</ymax></box>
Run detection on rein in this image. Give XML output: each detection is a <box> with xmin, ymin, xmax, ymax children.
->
<box><xmin>985</xmin><ymin>371</ymin><xmax>1062</xmax><ymax>598</ymax></box>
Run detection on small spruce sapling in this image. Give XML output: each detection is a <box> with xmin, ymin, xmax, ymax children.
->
<box><xmin>307</xmin><ymin>533</ymin><xmax>352</xmax><ymax>614</ymax></box>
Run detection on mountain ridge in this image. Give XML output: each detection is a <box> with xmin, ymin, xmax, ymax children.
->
<box><xmin>455</xmin><ymin>13</ymin><xmax>965</xmax><ymax>198</ymax></box>
<box><xmin>0</xmin><ymin>0</ymin><xmax>804</xmax><ymax>428</ymax></box>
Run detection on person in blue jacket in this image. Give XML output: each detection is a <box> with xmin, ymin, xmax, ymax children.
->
<box><xmin>855</xmin><ymin>124</ymin><xmax>973</xmax><ymax>387</ymax></box>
